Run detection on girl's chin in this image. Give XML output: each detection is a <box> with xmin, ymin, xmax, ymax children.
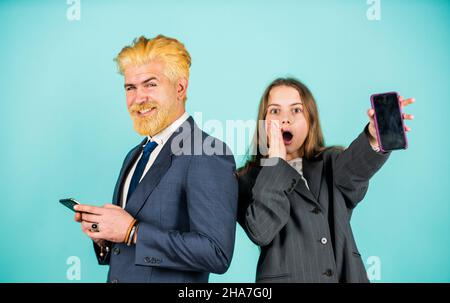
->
<box><xmin>285</xmin><ymin>145</ymin><xmax>302</xmax><ymax>158</ymax></box>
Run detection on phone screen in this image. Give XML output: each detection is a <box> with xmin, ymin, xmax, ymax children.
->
<box><xmin>372</xmin><ymin>93</ymin><xmax>407</xmax><ymax>151</ymax></box>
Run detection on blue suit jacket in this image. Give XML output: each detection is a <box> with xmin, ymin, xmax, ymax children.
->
<box><xmin>93</xmin><ymin>116</ymin><xmax>238</xmax><ymax>283</ymax></box>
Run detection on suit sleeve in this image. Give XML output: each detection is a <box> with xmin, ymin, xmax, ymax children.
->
<box><xmin>238</xmin><ymin>158</ymin><xmax>301</xmax><ymax>247</ymax></box>
<box><xmin>332</xmin><ymin>124</ymin><xmax>390</xmax><ymax>209</ymax></box>
<box><xmin>134</xmin><ymin>153</ymin><xmax>238</xmax><ymax>274</ymax></box>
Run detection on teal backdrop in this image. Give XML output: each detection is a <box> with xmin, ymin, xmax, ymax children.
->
<box><xmin>0</xmin><ymin>0</ymin><xmax>449</xmax><ymax>282</ymax></box>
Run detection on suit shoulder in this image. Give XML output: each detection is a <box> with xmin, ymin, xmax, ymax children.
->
<box><xmin>177</xmin><ymin>128</ymin><xmax>235</xmax><ymax>160</ymax></box>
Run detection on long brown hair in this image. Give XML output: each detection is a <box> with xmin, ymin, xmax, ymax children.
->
<box><xmin>240</xmin><ymin>77</ymin><xmax>336</xmax><ymax>174</ymax></box>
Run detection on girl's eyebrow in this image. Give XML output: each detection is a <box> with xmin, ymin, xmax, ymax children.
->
<box><xmin>267</xmin><ymin>102</ymin><xmax>303</xmax><ymax>107</ymax></box>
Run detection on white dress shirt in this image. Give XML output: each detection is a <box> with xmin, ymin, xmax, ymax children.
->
<box><xmin>121</xmin><ymin>112</ymin><xmax>190</xmax><ymax>208</ymax></box>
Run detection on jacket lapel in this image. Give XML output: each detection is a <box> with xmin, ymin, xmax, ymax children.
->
<box><xmin>124</xmin><ymin>116</ymin><xmax>195</xmax><ymax>218</ymax></box>
<box><xmin>303</xmin><ymin>158</ymin><xmax>323</xmax><ymax>202</ymax></box>
<box><xmin>112</xmin><ymin>138</ymin><xmax>147</xmax><ymax>206</ymax></box>
<box><xmin>293</xmin><ymin>157</ymin><xmax>323</xmax><ymax>207</ymax></box>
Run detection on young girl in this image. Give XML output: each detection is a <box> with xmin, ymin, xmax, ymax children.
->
<box><xmin>237</xmin><ymin>78</ymin><xmax>414</xmax><ymax>283</ymax></box>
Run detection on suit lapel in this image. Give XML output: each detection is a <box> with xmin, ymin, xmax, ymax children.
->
<box><xmin>303</xmin><ymin>157</ymin><xmax>323</xmax><ymax>202</ymax></box>
<box><xmin>112</xmin><ymin>138</ymin><xmax>147</xmax><ymax>206</ymax></box>
<box><xmin>293</xmin><ymin>157</ymin><xmax>323</xmax><ymax>207</ymax></box>
<box><xmin>124</xmin><ymin>116</ymin><xmax>195</xmax><ymax>218</ymax></box>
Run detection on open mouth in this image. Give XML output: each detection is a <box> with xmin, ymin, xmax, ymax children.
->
<box><xmin>282</xmin><ymin>131</ymin><xmax>293</xmax><ymax>145</ymax></box>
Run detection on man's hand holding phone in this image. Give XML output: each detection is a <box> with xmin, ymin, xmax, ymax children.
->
<box><xmin>73</xmin><ymin>210</ymin><xmax>105</xmax><ymax>248</ymax></box>
<box><xmin>73</xmin><ymin>203</ymin><xmax>135</xmax><ymax>244</ymax></box>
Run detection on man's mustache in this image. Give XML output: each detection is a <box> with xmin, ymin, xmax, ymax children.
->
<box><xmin>129</xmin><ymin>101</ymin><xmax>159</xmax><ymax>114</ymax></box>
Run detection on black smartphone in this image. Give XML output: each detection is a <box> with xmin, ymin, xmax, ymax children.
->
<box><xmin>59</xmin><ymin>198</ymin><xmax>80</xmax><ymax>212</ymax></box>
<box><xmin>370</xmin><ymin>92</ymin><xmax>408</xmax><ymax>152</ymax></box>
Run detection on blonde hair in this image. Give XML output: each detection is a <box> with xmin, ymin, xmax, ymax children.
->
<box><xmin>114</xmin><ymin>34</ymin><xmax>191</xmax><ymax>82</ymax></box>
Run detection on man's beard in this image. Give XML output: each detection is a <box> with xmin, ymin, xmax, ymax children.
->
<box><xmin>128</xmin><ymin>100</ymin><xmax>173</xmax><ymax>136</ymax></box>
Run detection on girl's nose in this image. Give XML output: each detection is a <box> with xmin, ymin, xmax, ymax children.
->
<box><xmin>281</xmin><ymin>116</ymin><xmax>291</xmax><ymax>125</ymax></box>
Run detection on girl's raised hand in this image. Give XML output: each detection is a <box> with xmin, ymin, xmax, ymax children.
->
<box><xmin>267</xmin><ymin>119</ymin><xmax>287</xmax><ymax>160</ymax></box>
<box><xmin>367</xmin><ymin>96</ymin><xmax>415</xmax><ymax>147</ymax></box>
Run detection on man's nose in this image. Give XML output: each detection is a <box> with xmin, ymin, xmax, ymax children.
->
<box><xmin>135</xmin><ymin>86</ymin><xmax>148</xmax><ymax>104</ymax></box>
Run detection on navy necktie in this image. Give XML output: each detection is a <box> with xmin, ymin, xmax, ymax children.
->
<box><xmin>127</xmin><ymin>140</ymin><xmax>158</xmax><ymax>203</ymax></box>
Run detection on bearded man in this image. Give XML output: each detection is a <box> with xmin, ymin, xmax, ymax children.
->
<box><xmin>74</xmin><ymin>35</ymin><xmax>238</xmax><ymax>283</ymax></box>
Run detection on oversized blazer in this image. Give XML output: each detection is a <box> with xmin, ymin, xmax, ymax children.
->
<box><xmin>237</xmin><ymin>126</ymin><xmax>390</xmax><ymax>282</ymax></box>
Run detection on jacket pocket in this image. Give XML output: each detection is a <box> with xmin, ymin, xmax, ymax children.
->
<box><xmin>257</xmin><ymin>273</ymin><xmax>291</xmax><ymax>282</ymax></box>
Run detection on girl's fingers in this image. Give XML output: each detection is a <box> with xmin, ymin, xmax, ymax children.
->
<box><xmin>265</xmin><ymin>120</ymin><xmax>271</xmax><ymax>144</ymax></box>
<box><xmin>271</xmin><ymin>126</ymin><xmax>281</xmax><ymax>149</ymax></box>
<box><xmin>400</xmin><ymin>97</ymin><xmax>415</xmax><ymax>108</ymax></box>
<box><xmin>402</xmin><ymin>113</ymin><xmax>414</xmax><ymax>120</ymax></box>
<box><xmin>270</xmin><ymin>120</ymin><xmax>280</xmax><ymax>138</ymax></box>
<box><xmin>367</xmin><ymin>109</ymin><xmax>375</xmax><ymax>118</ymax></box>
<box><xmin>404</xmin><ymin>125</ymin><xmax>411</xmax><ymax>132</ymax></box>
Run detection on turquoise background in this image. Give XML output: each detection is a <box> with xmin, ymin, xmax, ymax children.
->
<box><xmin>0</xmin><ymin>0</ymin><xmax>449</xmax><ymax>282</ymax></box>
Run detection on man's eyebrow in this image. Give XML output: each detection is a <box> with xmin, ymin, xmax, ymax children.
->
<box><xmin>124</xmin><ymin>77</ymin><xmax>158</xmax><ymax>88</ymax></box>
<box><xmin>141</xmin><ymin>77</ymin><xmax>158</xmax><ymax>84</ymax></box>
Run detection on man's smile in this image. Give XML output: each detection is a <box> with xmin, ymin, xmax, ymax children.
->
<box><xmin>136</xmin><ymin>107</ymin><xmax>157</xmax><ymax>117</ymax></box>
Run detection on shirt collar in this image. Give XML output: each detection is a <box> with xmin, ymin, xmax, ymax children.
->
<box><xmin>287</xmin><ymin>157</ymin><xmax>303</xmax><ymax>167</ymax></box>
<box><xmin>146</xmin><ymin>111</ymin><xmax>190</xmax><ymax>146</ymax></box>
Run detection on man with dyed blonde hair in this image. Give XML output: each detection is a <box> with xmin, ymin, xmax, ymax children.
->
<box><xmin>74</xmin><ymin>34</ymin><xmax>238</xmax><ymax>283</ymax></box>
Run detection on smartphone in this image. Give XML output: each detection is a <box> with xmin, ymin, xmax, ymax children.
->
<box><xmin>370</xmin><ymin>92</ymin><xmax>408</xmax><ymax>152</ymax></box>
<box><xmin>59</xmin><ymin>198</ymin><xmax>80</xmax><ymax>212</ymax></box>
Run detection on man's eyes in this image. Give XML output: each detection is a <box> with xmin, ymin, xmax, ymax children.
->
<box><xmin>144</xmin><ymin>82</ymin><xmax>157</xmax><ymax>88</ymax></box>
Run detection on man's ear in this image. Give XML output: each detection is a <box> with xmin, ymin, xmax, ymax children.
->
<box><xmin>176</xmin><ymin>78</ymin><xmax>188</xmax><ymax>101</ymax></box>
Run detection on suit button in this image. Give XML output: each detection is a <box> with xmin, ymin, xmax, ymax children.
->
<box><xmin>111</xmin><ymin>279</ymin><xmax>119</xmax><ymax>283</ymax></box>
<box><xmin>323</xmin><ymin>269</ymin><xmax>333</xmax><ymax>277</ymax></box>
<box><xmin>320</xmin><ymin>237</ymin><xmax>328</xmax><ymax>245</ymax></box>
<box><xmin>312</xmin><ymin>207</ymin><xmax>321</xmax><ymax>214</ymax></box>
<box><xmin>113</xmin><ymin>248</ymin><xmax>120</xmax><ymax>255</ymax></box>
<box><xmin>144</xmin><ymin>257</ymin><xmax>151</xmax><ymax>263</ymax></box>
